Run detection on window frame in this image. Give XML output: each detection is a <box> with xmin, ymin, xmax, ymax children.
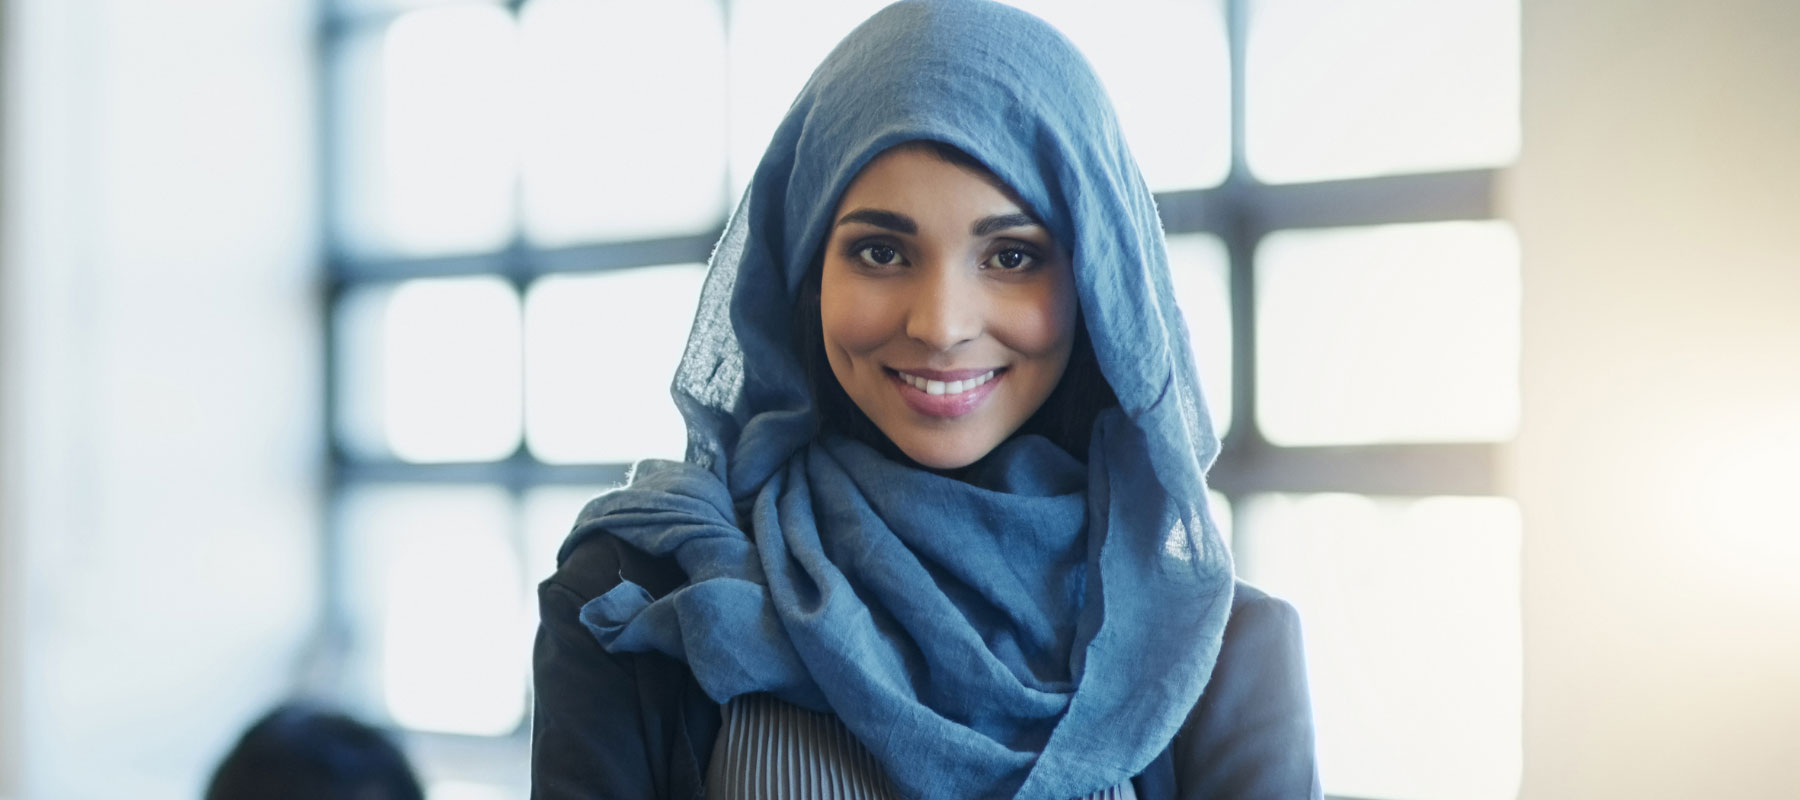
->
<box><xmin>315</xmin><ymin>0</ymin><xmax>1510</xmax><ymax>794</ymax></box>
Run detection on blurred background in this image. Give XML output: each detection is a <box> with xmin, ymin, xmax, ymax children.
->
<box><xmin>1</xmin><ymin>0</ymin><xmax>1795</xmax><ymax>798</ymax></box>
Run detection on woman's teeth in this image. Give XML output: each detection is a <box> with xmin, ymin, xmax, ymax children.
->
<box><xmin>898</xmin><ymin>370</ymin><xmax>996</xmax><ymax>396</ymax></box>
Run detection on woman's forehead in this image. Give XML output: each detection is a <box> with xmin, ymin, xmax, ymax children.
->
<box><xmin>834</xmin><ymin>144</ymin><xmax>1040</xmax><ymax>224</ymax></box>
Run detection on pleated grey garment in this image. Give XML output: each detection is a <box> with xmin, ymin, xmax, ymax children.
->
<box><xmin>706</xmin><ymin>694</ymin><xmax>1139</xmax><ymax>800</ymax></box>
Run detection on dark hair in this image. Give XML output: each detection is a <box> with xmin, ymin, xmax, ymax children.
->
<box><xmin>204</xmin><ymin>702</ymin><xmax>424</xmax><ymax>800</ymax></box>
<box><xmin>795</xmin><ymin>141</ymin><xmax>1117</xmax><ymax>469</ymax></box>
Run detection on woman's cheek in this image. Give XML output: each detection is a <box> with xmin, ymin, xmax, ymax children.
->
<box><xmin>1001</xmin><ymin>280</ymin><xmax>1078</xmax><ymax>358</ymax></box>
<box><xmin>819</xmin><ymin>272</ymin><xmax>894</xmax><ymax>357</ymax></box>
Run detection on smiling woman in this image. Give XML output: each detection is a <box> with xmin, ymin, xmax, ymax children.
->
<box><xmin>532</xmin><ymin>2</ymin><xmax>1320</xmax><ymax>798</ymax></box>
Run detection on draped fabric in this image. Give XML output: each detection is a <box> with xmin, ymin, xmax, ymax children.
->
<box><xmin>564</xmin><ymin>2</ymin><xmax>1234</xmax><ymax>797</ymax></box>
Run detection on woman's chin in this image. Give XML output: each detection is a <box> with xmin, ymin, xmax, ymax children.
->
<box><xmin>886</xmin><ymin>431</ymin><xmax>1005</xmax><ymax>472</ymax></box>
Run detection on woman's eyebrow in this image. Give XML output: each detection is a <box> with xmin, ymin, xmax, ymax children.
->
<box><xmin>972</xmin><ymin>213</ymin><xmax>1040</xmax><ymax>236</ymax></box>
<box><xmin>835</xmin><ymin>208</ymin><xmax>916</xmax><ymax>234</ymax></box>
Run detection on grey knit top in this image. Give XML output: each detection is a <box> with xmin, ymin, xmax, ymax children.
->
<box><xmin>705</xmin><ymin>693</ymin><xmax>1139</xmax><ymax>799</ymax></box>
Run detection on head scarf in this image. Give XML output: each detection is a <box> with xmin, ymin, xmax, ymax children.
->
<box><xmin>564</xmin><ymin>1</ymin><xmax>1233</xmax><ymax>797</ymax></box>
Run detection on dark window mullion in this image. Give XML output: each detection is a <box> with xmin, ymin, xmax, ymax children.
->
<box><xmin>330</xmin><ymin>230</ymin><xmax>722</xmax><ymax>283</ymax></box>
<box><xmin>1251</xmin><ymin>168</ymin><xmax>1499</xmax><ymax>232</ymax></box>
<box><xmin>318</xmin><ymin>3</ymin><xmax>406</xmax><ymax>45</ymax></box>
<box><xmin>1212</xmin><ymin>441</ymin><xmax>1500</xmax><ymax>497</ymax></box>
<box><xmin>533</xmin><ymin>233</ymin><xmax>723</xmax><ymax>274</ymax></box>
<box><xmin>332</xmin><ymin>457</ymin><xmax>631</xmax><ymax>490</ymax></box>
<box><xmin>1151</xmin><ymin>187</ymin><xmax>1231</xmax><ymax>237</ymax></box>
<box><xmin>1156</xmin><ymin>169</ymin><xmax>1501</xmax><ymax>242</ymax></box>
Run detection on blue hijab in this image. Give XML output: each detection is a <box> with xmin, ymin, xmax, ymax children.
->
<box><xmin>566</xmin><ymin>2</ymin><xmax>1233</xmax><ymax>797</ymax></box>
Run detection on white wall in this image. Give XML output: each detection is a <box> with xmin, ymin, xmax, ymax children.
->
<box><xmin>0</xmin><ymin>0</ymin><xmax>18</xmax><ymax>788</ymax></box>
<box><xmin>0</xmin><ymin>0</ymin><xmax>320</xmax><ymax>797</ymax></box>
<box><xmin>1511</xmin><ymin>1</ymin><xmax>1800</xmax><ymax>798</ymax></box>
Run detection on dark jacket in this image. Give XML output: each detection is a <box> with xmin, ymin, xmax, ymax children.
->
<box><xmin>533</xmin><ymin>532</ymin><xmax>1322</xmax><ymax>799</ymax></box>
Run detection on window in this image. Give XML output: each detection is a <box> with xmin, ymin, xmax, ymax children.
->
<box><xmin>320</xmin><ymin>1</ymin><xmax>1520</xmax><ymax>797</ymax></box>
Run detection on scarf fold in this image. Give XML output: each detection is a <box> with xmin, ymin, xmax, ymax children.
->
<box><xmin>561</xmin><ymin>2</ymin><xmax>1235</xmax><ymax>797</ymax></box>
<box><xmin>576</xmin><ymin>420</ymin><xmax>1226</xmax><ymax>798</ymax></box>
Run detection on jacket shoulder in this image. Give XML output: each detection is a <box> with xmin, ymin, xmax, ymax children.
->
<box><xmin>533</xmin><ymin>525</ymin><xmax>715</xmax><ymax>799</ymax></box>
<box><xmin>1228</xmin><ymin>581</ymin><xmax>1297</xmax><ymax>619</ymax></box>
<box><xmin>544</xmin><ymin>525</ymin><xmax>689</xmax><ymax>604</ymax></box>
<box><xmin>1169</xmin><ymin>580</ymin><xmax>1323</xmax><ymax>798</ymax></box>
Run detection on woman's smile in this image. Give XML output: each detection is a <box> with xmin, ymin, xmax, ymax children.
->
<box><xmin>887</xmin><ymin>366</ymin><xmax>1007</xmax><ymax>418</ymax></box>
<box><xmin>818</xmin><ymin>143</ymin><xmax>1077</xmax><ymax>469</ymax></box>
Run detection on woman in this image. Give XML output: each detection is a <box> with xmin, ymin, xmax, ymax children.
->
<box><xmin>533</xmin><ymin>1</ymin><xmax>1320</xmax><ymax>798</ymax></box>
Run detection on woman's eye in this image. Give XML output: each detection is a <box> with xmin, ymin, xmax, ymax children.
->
<box><xmin>857</xmin><ymin>244</ymin><xmax>902</xmax><ymax>266</ymax></box>
<box><xmin>987</xmin><ymin>248</ymin><xmax>1036</xmax><ymax>271</ymax></box>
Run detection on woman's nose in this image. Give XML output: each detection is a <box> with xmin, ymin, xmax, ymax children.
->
<box><xmin>904</xmin><ymin>262</ymin><xmax>983</xmax><ymax>352</ymax></box>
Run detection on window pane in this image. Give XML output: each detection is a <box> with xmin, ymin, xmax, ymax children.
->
<box><xmin>524</xmin><ymin>265</ymin><xmax>706</xmax><ymax>464</ymax></box>
<box><xmin>1245</xmin><ymin>0</ymin><xmax>1520</xmax><ymax>183</ymax></box>
<box><xmin>1003</xmin><ymin>0</ymin><xmax>1229</xmax><ymax>191</ymax></box>
<box><xmin>1238</xmin><ymin>493</ymin><xmax>1522</xmax><ymax>800</ymax></box>
<box><xmin>518</xmin><ymin>0</ymin><xmax>727</xmax><ymax>244</ymax></box>
<box><xmin>427</xmin><ymin>782</ymin><xmax>515</xmax><ymax>800</ymax></box>
<box><xmin>335</xmin><ymin>6</ymin><xmax>518</xmax><ymax>256</ymax></box>
<box><xmin>1166</xmin><ymin>234</ymin><xmax>1233</xmax><ymax>436</ymax></box>
<box><xmin>1257</xmin><ymin>221</ymin><xmax>1519</xmax><ymax>445</ymax></box>
<box><xmin>330</xmin><ymin>24</ymin><xmax>390</xmax><ymax>256</ymax></box>
<box><xmin>332</xmin><ymin>0</ymin><xmax>500</xmax><ymax>16</ymax></box>
<box><xmin>336</xmin><ymin>277</ymin><xmax>522</xmax><ymax>462</ymax></box>
<box><xmin>727</xmin><ymin>0</ymin><xmax>896</xmax><ymax>199</ymax></box>
<box><xmin>340</xmin><ymin>485</ymin><xmax>527</xmax><ymax>737</ymax></box>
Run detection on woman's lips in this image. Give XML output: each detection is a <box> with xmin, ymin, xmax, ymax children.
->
<box><xmin>887</xmin><ymin>368</ymin><xmax>1005</xmax><ymax>418</ymax></box>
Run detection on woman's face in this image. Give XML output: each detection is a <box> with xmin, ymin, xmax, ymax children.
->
<box><xmin>819</xmin><ymin>145</ymin><xmax>1078</xmax><ymax>470</ymax></box>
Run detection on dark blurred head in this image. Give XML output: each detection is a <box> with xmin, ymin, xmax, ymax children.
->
<box><xmin>204</xmin><ymin>702</ymin><xmax>424</xmax><ymax>800</ymax></box>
